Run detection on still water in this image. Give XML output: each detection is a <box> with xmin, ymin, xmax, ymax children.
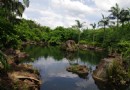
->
<box><xmin>24</xmin><ymin>45</ymin><xmax>107</xmax><ymax>90</ymax></box>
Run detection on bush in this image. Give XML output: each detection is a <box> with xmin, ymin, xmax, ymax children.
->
<box><xmin>0</xmin><ymin>17</ymin><xmax>21</xmax><ymax>49</ymax></box>
<box><xmin>0</xmin><ymin>51</ymin><xmax>10</xmax><ymax>71</ymax></box>
<box><xmin>79</xmin><ymin>40</ymin><xmax>88</xmax><ymax>44</ymax></box>
<box><xmin>106</xmin><ymin>60</ymin><xmax>129</xmax><ymax>86</ymax></box>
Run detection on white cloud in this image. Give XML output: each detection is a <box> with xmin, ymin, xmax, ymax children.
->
<box><xmin>93</xmin><ymin>0</ymin><xmax>117</xmax><ymax>11</ymax></box>
<box><xmin>32</xmin><ymin>57</ymin><xmax>78</xmax><ymax>80</ymax></box>
<box><xmin>23</xmin><ymin>0</ymin><xmax>130</xmax><ymax>28</ymax></box>
<box><xmin>93</xmin><ymin>0</ymin><xmax>130</xmax><ymax>11</ymax></box>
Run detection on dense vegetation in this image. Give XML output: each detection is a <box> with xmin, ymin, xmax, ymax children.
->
<box><xmin>0</xmin><ymin>1</ymin><xmax>130</xmax><ymax>62</ymax></box>
<box><xmin>0</xmin><ymin>1</ymin><xmax>130</xmax><ymax>88</ymax></box>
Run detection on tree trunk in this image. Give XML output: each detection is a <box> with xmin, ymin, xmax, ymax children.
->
<box><xmin>122</xmin><ymin>22</ymin><xmax>124</xmax><ymax>30</ymax></box>
<box><xmin>78</xmin><ymin>32</ymin><xmax>80</xmax><ymax>45</ymax></box>
<box><xmin>117</xmin><ymin>18</ymin><xmax>119</xmax><ymax>30</ymax></box>
<box><xmin>93</xmin><ymin>33</ymin><xmax>94</xmax><ymax>47</ymax></box>
<box><xmin>103</xmin><ymin>25</ymin><xmax>106</xmax><ymax>46</ymax></box>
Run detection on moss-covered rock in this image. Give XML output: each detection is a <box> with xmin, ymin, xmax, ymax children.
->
<box><xmin>93</xmin><ymin>56</ymin><xmax>130</xmax><ymax>89</ymax></box>
<box><xmin>66</xmin><ymin>65</ymin><xmax>89</xmax><ymax>78</ymax></box>
<box><xmin>92</xmin><ymin>58</ymin><xmax>113</xmax><ymax>82</ymax></box>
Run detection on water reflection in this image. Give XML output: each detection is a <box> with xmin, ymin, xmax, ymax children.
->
<box><xmin>32</xmin><ymin>57</ymin><xmax>78</xmax><ymax>80</ymax></box>
<box><xmin>24</xmin><ymin>45</ymin><xmax>106</xmax><ymax>65</ymax></box>
<box><xmin>24</xmin><ymin>45</ymin><xmax>107</xmax><ymax>90</ymax></box>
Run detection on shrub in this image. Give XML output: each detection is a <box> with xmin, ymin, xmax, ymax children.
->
<box><xmin>0</xmin><ymin>51</ymin><xmax>10</xmax><ymax>71</ymax></box>
<box><xmin>106</xmin><ymin>60</ymin><xmax>129</xmax><ymax>86</ymax></box>
<box><xmin>79</xmin><ymin>40</ymin><xmax>88</xmax><ymax>44</ymax></box>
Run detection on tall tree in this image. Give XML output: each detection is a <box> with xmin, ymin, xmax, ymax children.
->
<box><xmin>90</xmin><ymin>23</ymin><xmax>96</xmax><ymax>46</ymax></box>
<box><xmin>1</xmin><ymin>0</ymin><xmax>29</xmax><ymax>21</ymax></box>
<box><xmin>98</xmin><ymin>14</ymin><xmax>109</xmax><ymax>45</ymax></box>
<box><xmin>75</xmin><ymin>20</ymin><xmax>85</xmax><ymax>64</ymax></box>
<box><xmin>127</xmin><ymin>8</ymin><xmax>130</xmax><ymax>25</ymax></box>
<box><xmin>75</xmin><ymin>20</ymin><xmax>85</xmax><ymax>45</ymax></box>
<box><xmin>119</xmin><ymin>9</ymin><xmax>130</xmax><ymax>27</ymax></box>
<box><xmin>109</xmin><ymin>3</ymin><xmax>121</xmax><ymax>30</ymax></box>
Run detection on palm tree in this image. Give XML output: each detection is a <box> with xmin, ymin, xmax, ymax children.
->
<box><xmin>90</xmin><ymin>23</ymin><xmax>96</xmax><ymax>29</ymax></box>
<box><xmin>109</xmin><ymin>3</ymin><xmax>121</xmax><ymax>30</ymax></box>
<box><xmin>75</xmin><ymin>20</ymin><xmax>85</xmax><ymax>45</ymax></box>
<box><xmin>74</xmin><ymin>20</ymin><xmax>85</xmax><ymax>64</ymax></box>
<box><xmin>98</xmin><ymin>14</ymin><xmax>109</xmax><ymax>45</ymax></box>
<box><xmin>90</xmin><ymin>23</ymin><xmax>96</xmax><ymax>46</ymax></box>
<box><xmin>119</xmin><ymin>9</ymin><xmax>130</xmax><ymax>28</ymax></box>
<box><xmin>23</xmin><ymin>0</ymin><xmax>30</xmax><ymax>7</ymax></box>
<box><xmin>127</xmin><ymin>8</ymin><xmax>130</xmax><ymax>25</ymax></box>
<box><xmin>2</xmin><ymin>0</ymin><xmax>29</xmax><ymax>21</ymax></box>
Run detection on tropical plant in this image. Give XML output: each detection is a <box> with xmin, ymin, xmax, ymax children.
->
<box><xmin>75</xmin><ymin>20</ymin><xmax>85</xmax><ymax>45</ymax></box>
<box><xmin>0</xmin><ymin>50</ymin><xmax>9</xmax><ymax>71</ymax></box>
<box><xmin>109</xmin><ymin>3</ymin><xmax>121</xmax><ymax>30</ymax></box>
<box><xmin>106</xmin><ymin>60</ymin><xmax>129</xmax><ymax>86</ymax></box>
<box><xmin>119</xmin><ymin>9</ymin><xmax>130</xmax><ymax>28</ymax></box>
<box><xmin>98</xmin><ymin>14</ymin><xmax>109</xmax><ymax>45</ymax></box>
<box><xmin>1</xmin><ymin>0</ymin><xmax>29</xmax><ymax>22</ymax></box>
<box><xmin>90</xmin><ymin>23</ymin><xmax>96</xmax><ymax>46</ymax></box>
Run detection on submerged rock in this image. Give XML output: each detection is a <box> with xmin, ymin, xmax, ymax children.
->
<box><xmin>66</xmin><ymin>65</ymin><xmax>89</xmax><ymax>78</ymax></box>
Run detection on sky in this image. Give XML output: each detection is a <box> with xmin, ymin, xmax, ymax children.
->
<box><xmin>23</xmin><ymin>0</ymin><xmax>130</xmax><ymax>28</ymax></box>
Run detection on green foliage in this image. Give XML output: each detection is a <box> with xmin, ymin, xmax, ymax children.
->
<box><xmin>117</xmin><ymin>40</ymin><xmax>130</xmax><ymax>52</ymax></box>
<box><xmin>0</xmin><ymin>51</ymin><xmax>9</xmax><ymax>71</ymax></box>
<box><xmin>79</xmin><ymin>40</ymin><xmax>88</xmax><ymax>44</ymax></box>
<box><xmin>13</xmin><ymin>20</ymin><xmax>80</xmax><ymax>46</ymax></box>
<box><xmin>23</xmin><ymin>45</ymin><xmax>107</xmax><ymax>65</ymax></box>
<box><xmin>0</xmin><ymin>16</ymin><xmax>21</xmax><ymax>49</ymax></box>
<box><xmin>1</xmin><ymin>0</ymin><xmax>29</xmax><ymax>19</ymax></box>
<box><xmin>122</xmin><ymin>48</ymin><xmax>130</xmax><ymax>61</ymax></box>
<box><xmin>106</xmin><ymin>60</ymin><xmax>129</xmax><ymax>86</ymax></box>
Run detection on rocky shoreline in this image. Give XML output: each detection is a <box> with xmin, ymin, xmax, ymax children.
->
<box><xmin>61</xmin><ymin>40</ymin><xmax>104</xmax><ymax>52</ymax></box>
<box><xmin>0</xmin><ymin>49</ymin><xmax>41</xmax><ymax>90</ymax></box>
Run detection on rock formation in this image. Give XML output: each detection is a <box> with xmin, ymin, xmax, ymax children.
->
<box><xmin>62</xmin><ymin>40</ymin><xmax>77</xmax><ymax>52</ymax></box>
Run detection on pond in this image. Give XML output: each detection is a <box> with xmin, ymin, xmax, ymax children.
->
<box><xmin>23</xmin><ymin>45</ymin><xmax>108</xmax><ymax>90</ymax></box>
